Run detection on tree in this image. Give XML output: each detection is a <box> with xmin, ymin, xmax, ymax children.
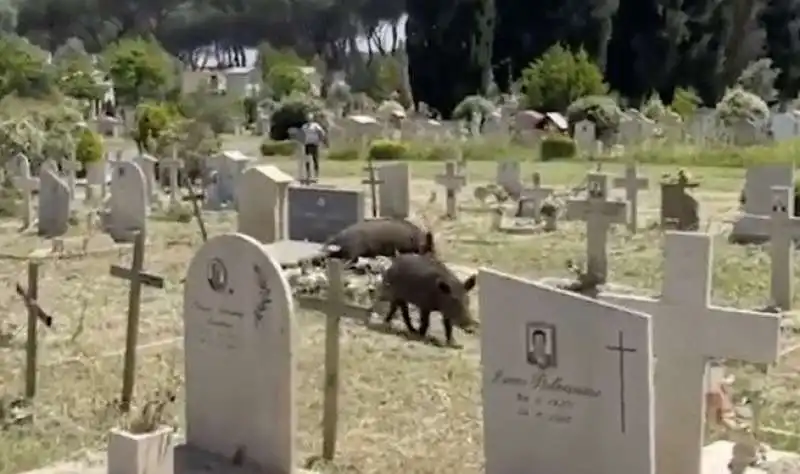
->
<box><xmin>54</xmin><ymin>37</ymin><xmax>104</xmax><ymax>101</ymax></box>
<box><xmin>103</xmin><ymin>37</ymin><xmax>177</xmax><ymax>106</ymax></box>
<box><xmin>0</xmin><ymin>35</ymin><xmax>55</xmax><ymax>99</ymax></box>
<box><xmin>265</xmin><ymin>64</ymin><xmax>312</xmax><ymax>100</ymax></box>
<box><xmin>520</xmin><ymin>44</ymin><xmax>608</xmax><ymax>111</ymax></box>
<box><xmin>407</xmin><ymin>0</ymin><xmax>495</xmax><ymax>117</ymax></box>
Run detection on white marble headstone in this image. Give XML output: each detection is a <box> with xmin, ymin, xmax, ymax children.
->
<box><xmin>479</xmin><ymin>270</ymin><xmax>654</xmax><ymax>474</ymax></box>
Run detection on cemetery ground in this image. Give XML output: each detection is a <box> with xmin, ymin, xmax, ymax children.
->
<box><xmin>2</xmin><ymin>159</ymin><xmax>800</xmax><ymax>474</ymax></box>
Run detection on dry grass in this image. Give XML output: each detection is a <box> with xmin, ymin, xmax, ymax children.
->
<box><xmin>1</xmin><ymin>159</ymin><xmax>799</xmax><ymax>474</ymax></box>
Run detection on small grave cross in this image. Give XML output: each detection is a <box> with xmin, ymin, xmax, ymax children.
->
<box><xmin>61</xmin><ymin>159</ymin><xmax>82</xmax><ymax>199</ymax></box>
<box><xmin>601</xmin><ymin>232</ymin><xmax>780</xmax><ymax>474</ymax></box>
<box><xmin>361</xmin><ymin>159</ymin><xmax>383</xmax><ymax>218</ymax></box>
<box><xmin>565</xmin><ymin>173</ymin><xmax>628</xmax><ymax>282</ymax></box>
<box><xmin>435</xmin><ymin>161</ymin><xmax>466</xmax><ymax>219</ymax></box>
<box><xmin>752</xmin><ymin>186</ymin><xmax>800</xmax><ymax>309</ymax></box>
<box><xmin>109</xmin><ymin>232</ymin><xmax>165</xmax><ymax>410</ymax></box>
<box><xmin>13</xmin><ymin>174</ymin><xmax>37</xmax><ymax>229</ymax></box>
<box><xmin>612</xmin><ymin>163</ymin><xmax>649</xmax><ymax>232</ymax></box>
<box><xmin>605</xmin><ymin>330</ymin><xmax>637</xmax><ymax>434</ymax></box>
<box><xmin>16</xmin><ymin>261</ymin><xmax>53</xmax><ymax>398</ymax></box>
<box><xmin>516</xmin><ymin>172</ymin><xmax>553</xmax><ymax>221</ymax></box>
<box><xmin>182</xmin><ymin>177</ymin><xmax>208</xmax><ymax>242</ymax></box>
<box><xmin>161</xmin><ymin>152</ymin><xmax>183</xmax><ymax>207</ymax></box>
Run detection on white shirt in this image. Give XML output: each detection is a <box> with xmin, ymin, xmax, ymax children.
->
<box><xmin>302</xmin><ymin>122</ymin><xmax>325</xmax><ymax>145</ymax></box>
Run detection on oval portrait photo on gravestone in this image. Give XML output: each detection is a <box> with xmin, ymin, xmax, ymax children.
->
<box><xmin>526</xmin><ymin>322</ymin><xmax>556</xmax><ymax>369</ymax></box>
<box><xmin>207</xmin><ymin>257</ymin><xmax>229</xmax><ymax>294</ymax></box>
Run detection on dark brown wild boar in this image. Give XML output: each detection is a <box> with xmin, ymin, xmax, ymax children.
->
<box><xmin>323</xmin><ymin>218</ymin><xmax>432</xmax><ymax>263</ymax></box>
<box><xmin>376</xmin><ymin>253</ymin><xmax>478</xmax><ymax>348</ymax></box>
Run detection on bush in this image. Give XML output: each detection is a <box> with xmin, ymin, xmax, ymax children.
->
<box><xmin>670</xmin><ymin>87</ymin><xmax>701</xmax><ymax>119</ymax></box>
<box><xmin>452</xmin><ymin>95</ymin><xmax>495</xmax><ymax>121</ymax></box>
<box><xmin>260</xmin><ymin>140</ymin><xmax>296</xmax><ymax>157</ymax></box>
<box><xmin>566</xmin><ymin>95</ymin><xmax>623</xmax><ymax>138</ymax></box>
<box><xmin>269</xmin><ymin>95</ymin><xmax>319</xmax><ymax>140</ymax></box>
<box><xmin>266</xmin><ymin>64</ymin><xmax>312</xmax><ymax>101</ymax></box>
<box><xmin>540</xmin><ymin>135</ymin><xmax>577</xmax><ymax>161</ymax></box>
<box><xmin>75</xmin><ymin>128</ymin><xmax>103</xmax><ymax>165</ymax></box>
<box><xmin>134</xmin><ymin>102</ymin><xmax>179</xmax><ymax>153</ymax></box>
<box><xmin>715</xmin><ymin>86</ymin><xmax>769</xmax><ymax>126</ymax></box>
<box><xmin>369</xmin><ymin>139</ymin><xmax>410</xmax><ymax>161</ymax></box>
<box><xmin>328</xmin><ymin>147</ymin><xmax>360</xmax><ymax>161</ymax></box>
<box><xmin>520</xmin><ymin>44</ymin><xmax>608</xmax><ymax>111</ymax></box>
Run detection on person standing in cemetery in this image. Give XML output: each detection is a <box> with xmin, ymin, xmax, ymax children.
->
<box><xmin>302</xmin><ymin>113</ymin><xmax>328</xmax><ymax>178</ymax></box>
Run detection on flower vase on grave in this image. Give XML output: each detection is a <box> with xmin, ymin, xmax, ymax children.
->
<box><xmin>107</xmin><ymin>425</ymin><xmax>174</xmax><ymax>474</ymax></box>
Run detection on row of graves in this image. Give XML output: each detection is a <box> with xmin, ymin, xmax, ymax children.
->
<box><xmin>16</xmin><ymin>157</ymin><xmax>800</xmax><ymax>473</ymax></box>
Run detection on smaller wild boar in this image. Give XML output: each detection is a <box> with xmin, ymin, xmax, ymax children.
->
<box><xmin>376</xmin><ymin>252</ymin><xmax>478</xmax><ymax>347</ymax></box>
<box><xmin>323</xmin><ymin>218</ymin><xmax>431</xmax><ymax>263</ymax></box>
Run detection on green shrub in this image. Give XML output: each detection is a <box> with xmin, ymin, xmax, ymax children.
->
<box><xmin>566</xmin><ymin>95</ymin><xmax>623</xmax><ymax>138</ymax></box>
<box><xmin>328</xmin><ymin>147</ymin><xmax>360</xmax><ymax>161</ymax></box>
<box><xmin>269</xmin><ymin>95</ymin><xmax>319</xmax><ymax>140</ymax></box>
<box><xmin>134</xmin><ymin>102</ymin><xmax>178</xmax><ymax>153</ymax></box>
<box><xmin>260</xmin><ymin>140</ymin><xmax>295</xmax><ymax>157</ymax></box>
<box><xmin>716</xmin><ymin>86</ymin><xmax>769</xmax><ymax>126</ymax></box>
<box><xmin>520</xmin><ymin>44</ymin><xmax>608</xmax><ymax>111</ymax></box>
<box><xmin>540</xmin><ymin>135</ymin><xmax>577</xmax><ymax>161</ymax></box>
<box><xmin>369</xmin><ymin>139</ymin><xmax>410</xmax><ymax>161</ymax></box>
<box><xmin>452</xmin><ymin>95</ymin><xmax>495</xmax><ymax>121</ymax></box>
<box><xmin>75</xmin><ymin>127</ymin><xmax>103</xmax><ymax>165</ymax></box>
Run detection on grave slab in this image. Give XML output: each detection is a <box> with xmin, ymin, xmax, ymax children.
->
<box><xmin>479</xmin><ymin>269</ymin><xmax>654</xmax><ymax>474</ymax></box>
<box><xmin>732</xmin><ymin>164</ymin><xmax>795</xmax><ymax>244</ymax></box>
<box><xmin>288</xmin><ymin>186</ymin><xmax>364</xmax><ymax>243</ymax></box>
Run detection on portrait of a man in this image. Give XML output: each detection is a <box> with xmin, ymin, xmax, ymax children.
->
<box><xmin>526</xmin><ymin>323</ymin><xmax>557</xmax><ymax>369</ymax></box>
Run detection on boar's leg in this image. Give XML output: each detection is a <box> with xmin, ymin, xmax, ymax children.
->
<box><xmin>383</xmin><ymin>300</ymin><xmax>400</xmax><ymax>324</ymax></box>
<box><xmin>399</xmin><ymin>302</ymin><xmax>416</xmax><ymax>334</ymax></box>
<box><xmin>442</xmin><ymin>317</ymin><xmax>457</xmax><ymax>347</ymax></box>
<box><xmin>417</xmin><ymin>309</ymin><xmax>432</xmax><ymax>338</ymax></box>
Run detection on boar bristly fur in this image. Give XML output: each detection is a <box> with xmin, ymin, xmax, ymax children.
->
<box><xmin>323</xmin><ymin>219</ymin><xmax>431</xmax><ymax>263</ymax></box>
<box><xmin>378</xmin><ymin>253</ymin><xmax>478</xmax><ymax>347</ymax></box>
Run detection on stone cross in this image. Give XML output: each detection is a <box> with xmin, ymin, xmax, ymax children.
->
<box><xmin>109</xmin><ymin>232</ymin><xmax>165</xmax><ymax>409</ymax></box>
<box><xmin>565</xmin><ymin>173</ymin><xmax>628</xmax><ymax>282</ymax></box>
<box><xmin>601</xmin><ymin>232</ymin><xmax>781</xmax><ymax>474</ymax></box>
<box><xmin>161</xmin><ymin>154</ymin><xmax>183</xmax><ymax>207</ymax></box>
<box><xmin>361</xmin><ymin>160</ymin><xmax>383</xmax><ymax>218</ymax></box>
<box><xmin>13</xmin><ymin>170</ymin><xmax>37</xmax><ymax>229</ymax></box>
<box><xmin>182</xmin><ymin>179</ymin><xmax>208</xmax><ymax>242</ymax></box>
<box><xmin>612</xmin><ymin>163</ymin><xmax>649</xmax><ymax>232</ymax></box>
<box><xmin>435</xmin><ymin>161</ymin><xmax>466</xmax><ymax>219</ymax></box>
<box><xmin>752</xmin><ymin>186</ymin><xmax>800</xmax><ymax>309</ymax></box>
<box><xmin>516</xmin><ymin>172</ymin><xmax>553</xmax><ymax>221</ymax></box>
<box><xmin>61</xmin><ymin>159</ymin><xmax>81</xmax><ymax>200</ymax></box>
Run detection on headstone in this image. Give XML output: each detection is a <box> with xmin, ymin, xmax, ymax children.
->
<box><xmin>361</xmin><ymin>160</ymin><xmax>383</xmax><ymax>218</ymax></box>
<box><xmin>288</xmin><ymin>187</ymin><xmax>364</xmax><ymax>243</ymax></box>
<box><xmin>37</xmin><ymin>169</ymin><xmax>71</xmax><ymax>237</ymax></box>
<box><xmin>612</xmin><ymin>164</ymin><xmax>649</xmax><ymax>233</ymax></box>
<box><xmin>731</xmin><ymin>164</ymin><xmax>795</xmax><ymax>243</ymax></box>
<box><xmin>574</xmin><ymin>120</ymin><xmax>597</xmax><ymax>154</ymax></box>
<box><xmin>161</xmin><ymin>156</ymin><xmax>183</xmax><ymax>208</ymax></box>
<box><xmin>183</xmin><ymin>233</ymin><xmax>296</xmax><ymax>472</ymax></box>
<box><xmin>377</xmin><ymin>162</ymin><xmax>410</xmax><ymax>219</ymax></box>
<box><xmin>237</xmin><ymin>165</ymin><xmax>294</xmax><ymax>244</ymax></box>
<box><xmin>435</xmin><ymin>161</ymin><xmax>466</xmax><ymax>219</ymax></box>
<box><xmin>133</xmin><ymin>154</ymin><xmax>157</xmax><ymax>206</ymax></box>
<box><xmin>565</xmin><ymin>173</ymin><xmax>628</xmax><ymax>282</ymax></box>
<box><xmin>210</xmin><ymin>150</ymin><xmax>255</xmax><ymax>207</ymax></box>
<box><xmin>86</xmin><ymin>161</ymin><xmax>106</xmax><ymax>202</ymax></box>
<box><xmin>770</xmin><ymin>112</ymin><xmax>799</xmax><ymax>141</ymax></box>
<box><xmin>479</xmin><ymin>269</ymin><xmax>654</xmax><ymax>474</ymax></box>
<box><xmin>598</xmin><ymin>232</ymin><xmax>781</xmax><ymax>474</ymax></box>
<box><xmin>12</xmin><ymin>155</ymin><xmax>36</xmax><ymax>228</ymax></box>
<box><xmin>496</xmin><ymin>161</ymin><xmax>521</xmax><ymax>197</ymax></box>
<box><xmin>108</xmin><ymin>161</ymin><xmax>147</xmax><ymax>242</ymax></box>
<box><xmin>516</xmin><ymin>172</ymin><xmax>553</xmax><ymax>221</ymax></box>
<box><xmin>661</xmin><ymin>175</ymin><xmax>700</xmax><ymax>231</ymax></box>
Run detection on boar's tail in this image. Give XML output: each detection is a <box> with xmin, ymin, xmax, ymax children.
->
<box><xmin>423</xmin><ymin>231</ymin><xmax>435</xmax><ymax>255</ymax></box>
<box><xmin>323</xmin><ymin>244</ymin><xmax>346</xmax><ymax>260</ymax></box>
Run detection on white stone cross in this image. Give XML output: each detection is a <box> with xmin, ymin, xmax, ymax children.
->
<box><xmin>565</xmin><ymin>173</ymin><xmax>628</xmax><ymax>282</ymax></box>
<box><xmin>600</xmin><ymin>232</ymin><xmax>781</xmax><ymax>474</ymax></box>
<box><xmin>13</xmin><ymin>173</ymin><xmax>37</xmax><ymax>229</ymax></box>
<box><xmin>612</xmin><ymin>163</ymin><xmax>649</xmax><ymax>233</ymax></box>
<box><xmin>61</xmin><ymin>159</ymin><xmax>81</xmax><ymax>199</ymax></box>
<box><xmin>517</xmin><ymin>172</ymin><xmax>554</xmax><ymax>221</ymax></box>
<box><xmin>161</xmin><ymin>153</ymin><xmax>183</xmax><ymax>207</ymax></box>
<box><xmin>751</xmin><ymin>186</ymin><xmax>800</xmax><ymax>309</ymax></box>
<box><xmin>435</xmin><ymin>161</ymin><xmax>466</xmax><ymax>219</ymax></box>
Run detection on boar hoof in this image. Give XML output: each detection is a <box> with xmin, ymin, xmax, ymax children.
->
<box><xmin>445</xmin><ymin>340</ymin><xmax>463</xmax><ymax>349</ymax></box>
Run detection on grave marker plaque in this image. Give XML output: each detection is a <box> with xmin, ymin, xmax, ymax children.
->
<box><xmin>288</xmin><ymin>187</ymin><xmax>364</xmax><ymax>243</ymax></box>
<box><xmin>479</xmin><ymin>270</ymin><xmax>654</xmax><ymax>474</ymax></box>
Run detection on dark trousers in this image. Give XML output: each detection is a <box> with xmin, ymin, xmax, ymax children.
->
<box><xmin>304</xmin><ymin>144</ymin><xmax>320</xmax><ymax>177</ymax></box>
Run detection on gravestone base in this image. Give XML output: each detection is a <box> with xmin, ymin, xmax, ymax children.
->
<box><xmin>702</xmin><ymin>440</ymin><xmax>799</xmax><ymax>473</ymax></box>
<box><xmin>731</xmin><ymin>216</ymin><xmax>773</xmax><ymax>245</ymax></box>
<box><xmin>16</xmin><ymin>443</ymin><xmax>318</xmax><ymax>474</ymax></box>
<box><xmin>262</xmin><ymin>239</ymin><xmax>326</xmax><ymax>267</ymax></box>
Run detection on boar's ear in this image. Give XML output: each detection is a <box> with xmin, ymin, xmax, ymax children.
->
<box><xmin>463</xmin><ymin>274</ymin><xmax>477</xmax><ymax>292</ymax></box>
<box><xmin>437</xmin><ymin>279</ymin><xmax>453</xmax><ymax>294</ymax></box>
<box><xmin>424</xmin><ymin>231</ymin><xmax>435</xmax><ymax>254</ymax></box>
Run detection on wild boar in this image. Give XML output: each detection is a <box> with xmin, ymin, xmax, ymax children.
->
<box><xmin>376</xmin><ymin>253</ymin><xmax>478</xmax><ymax>347</ymax></box>
<box><xmin>323</xmin><ymin>218</ymin><xmax>432</xmax><ymax>263</ymax></box>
